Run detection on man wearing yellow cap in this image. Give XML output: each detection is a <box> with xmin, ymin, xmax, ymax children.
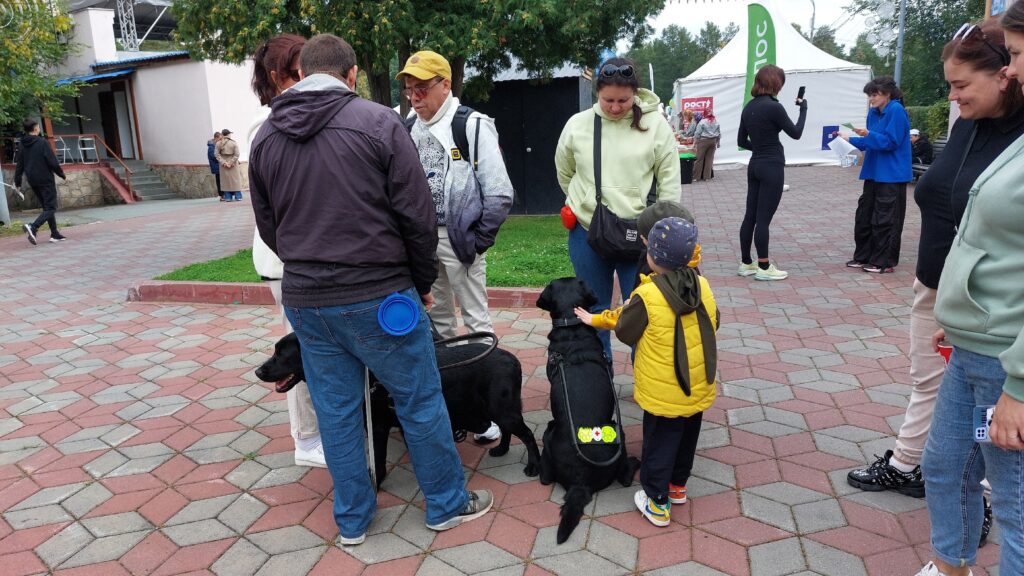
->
<box><xmin>397</xmin><ymin>51</ymin><xmax>514</xmax><ymax>350</ymax></box>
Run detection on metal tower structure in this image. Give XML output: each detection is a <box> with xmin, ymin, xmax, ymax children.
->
<box><xmin>117</xmin><ymin>0</ymin><xmax>140</xmax><ymax>51</ymax></box>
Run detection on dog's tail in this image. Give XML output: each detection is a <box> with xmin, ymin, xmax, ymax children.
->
<box><xmin>557</xmin><ymin>485</ymin><xmax>593</xmax><ymax>544</ymax></box>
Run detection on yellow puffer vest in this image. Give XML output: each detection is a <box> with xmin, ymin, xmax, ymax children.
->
<box><xmin>632</xmin><ymin>276</ymin><xmax>718</xmax><ymax>418</ymax></box>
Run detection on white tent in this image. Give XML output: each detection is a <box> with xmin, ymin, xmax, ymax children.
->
<box><xmin>673</xmin><ymin>0</ymin><xmax>872</xmax><ymax>166</ymax></box>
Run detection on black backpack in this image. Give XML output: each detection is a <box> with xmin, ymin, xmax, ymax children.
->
<box><xmin>404</xmin><ymin>105</ymin><xmax>480</xmax><ymax>171</ymax></box>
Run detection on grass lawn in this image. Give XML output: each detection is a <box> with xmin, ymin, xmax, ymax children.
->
<box><xmin>155</xmin><ymin>215</ymin><xmax>574</xmax><ymax>287</ymax></box>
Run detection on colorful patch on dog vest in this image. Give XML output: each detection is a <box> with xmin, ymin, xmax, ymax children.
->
<box><xmin>577</xmin><ymin>425</ymin><xmax>617</xmax><ymax>443</ymax></box>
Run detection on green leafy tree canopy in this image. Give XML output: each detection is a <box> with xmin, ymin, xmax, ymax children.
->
<box><xmin>0</xmin><ymin>0</ymin><xmax>79</xmax><ymax>126</ymax></box>
<box><xmin>627</xmin><ymin>20</ymin><xmax>737</xmax><ymax>104</ymax></box>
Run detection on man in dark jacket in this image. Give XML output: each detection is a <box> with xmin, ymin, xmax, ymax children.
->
<box><xmin>248</xmin><ymin>34</ymin><xmax>492</xmax><ymax>546</ymax></box>
<box><xmin>910</xmin><ymin>129</ymin><xmax>934</xmax><ymax>165</ymax></box>
<box><xmin>14</xmin><ymin>119</ymin><xmax>67</xmax><ymax>245</ymax></box>
<box><xmin>206</xmin><ymin>131</ymin><xmax>222</xmax><ymax>201</ymax></box>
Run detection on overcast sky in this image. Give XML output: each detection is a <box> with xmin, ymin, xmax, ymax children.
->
<box><xmin>624</xmin><ymin>0</ymin><xmax>871</xmax><ymax>51</ymax></box>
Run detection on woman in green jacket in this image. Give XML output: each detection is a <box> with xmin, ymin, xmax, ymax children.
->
<box><xmin>554</xmin><ymin>57</ymin><xmax>680</xmax><ymax>364</ymax></box>
<box><xmin>917</xmin><ymin>5</ymin><xmax>1024</xmax><ymax>576</ymax></box>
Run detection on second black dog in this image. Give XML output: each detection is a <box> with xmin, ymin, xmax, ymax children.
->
<box><xmin>255</xmin><ymin>332</ymin><xmax>541</xmax><ymax>486</ymax></box>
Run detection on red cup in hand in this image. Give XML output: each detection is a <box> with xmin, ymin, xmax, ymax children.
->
<box><xmin>937</xmin><ymin>341</ymin><xmax>953</xmax><ymax>365</ymax></box>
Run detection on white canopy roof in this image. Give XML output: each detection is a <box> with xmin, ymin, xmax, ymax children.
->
<box><xmin>674</xmin><ymin>0</ymin><xmax>872</xmax><ymax>166</ymax></box>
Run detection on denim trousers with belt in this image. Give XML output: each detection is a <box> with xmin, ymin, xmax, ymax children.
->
<box><xmin>922</xmin><ymin>347</ymin><xmax>1024</xmax><ymax>572</ymax></box>
<box><xmin>285</xmin><ymin>288</ymin><xmax>468</xmax><ymax>538</ymax></box>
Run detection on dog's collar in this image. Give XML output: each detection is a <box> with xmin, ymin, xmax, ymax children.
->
<box><xmin>552</xmin><ymin>318</ymin><xmax>584</xmax><ymax>327</ymax></box>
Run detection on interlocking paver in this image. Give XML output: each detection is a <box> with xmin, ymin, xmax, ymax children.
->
<box><xmin>0</xmin><ymin>168</ymin><xmax>1001</xmax><ymax>575</ymax></box>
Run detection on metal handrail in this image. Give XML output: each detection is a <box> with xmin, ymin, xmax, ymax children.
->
<box><xmin>59</xmin><ymin>133</ymin><xmax>135</xmax><ymax>199</ymax></box>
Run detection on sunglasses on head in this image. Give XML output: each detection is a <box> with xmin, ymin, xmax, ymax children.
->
<box><xmin>600</xmin><ymin>64</ymin><xmax>635</xmax><ymax>79</ymax></box>
<box><xmin>953</xmin><ymin>23</ymin><xmax>1010</xmax><ymax>67</ymax></box>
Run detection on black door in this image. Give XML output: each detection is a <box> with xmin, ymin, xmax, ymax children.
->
<box><xmin>465</xmin><ymin>77</ymin><xmax>587</xmax><ymax>214</ymax></box>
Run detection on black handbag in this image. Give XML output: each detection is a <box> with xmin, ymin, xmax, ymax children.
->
<box><xmin>586</xmin><ymin>113</ymin><xmax>657</xmax><ymax>262</ymax></box>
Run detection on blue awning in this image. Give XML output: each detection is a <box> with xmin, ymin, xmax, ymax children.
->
<box><xmin>57</xmin><ymin>68</ymin><xmax>135</xmax><ymax>86</ymax></box>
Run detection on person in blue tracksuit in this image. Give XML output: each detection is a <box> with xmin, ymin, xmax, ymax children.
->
<box><xmin>838</xmin><ymin>76</ymin><xmax>912</xmax><ymax>273</ymax></box>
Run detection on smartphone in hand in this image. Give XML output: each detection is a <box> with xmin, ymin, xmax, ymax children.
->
<box><xmin>797</xmin><ymin>86</ymin><xmax>806</xmax><ymax>100</ymax></box>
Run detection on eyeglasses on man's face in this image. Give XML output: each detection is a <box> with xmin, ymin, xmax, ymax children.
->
<box><xmin>402</xmin><ymin>78</ymin><xmax>444</xmax><ymax>100</ymax></box>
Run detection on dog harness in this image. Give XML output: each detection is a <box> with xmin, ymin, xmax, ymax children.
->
<box><xmin>547</xmin><ymin>350</ymin><xmax>625</xmax><ymax>467</ymax></box>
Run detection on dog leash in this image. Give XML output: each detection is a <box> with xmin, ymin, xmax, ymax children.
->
<box><xmin>432</xmin><ymin>331</ymin><xmax>499</xmax><ymax>370</ymax></box>
<box><xmin>550</xmin><ymin>351</ymin><xmax>625</xmax><ymax>468</ymax></box>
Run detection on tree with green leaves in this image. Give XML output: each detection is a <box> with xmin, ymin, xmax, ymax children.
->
<box><xmin>627</xmin><ymin>21</ymin><xmax>738</xmax><ymax>104</ymax></box>
<box><xmin>848</xmin><ymin>0</ymin><xmax>983</xmax><ymax>105</ymax></box>
<box><xmin>0</xmin><ymin>0</ymin><xmax>79</xmax><ymax>127</ymax></box>
<box><xmin>172</xmin><ymin>0</ymin><xmax>664</xmax><ymax>107</ymax></box>
<box><xmin>846</xmin><ymin>31</ymin><xmax>894</xmax><ymax>77</ymax></box>
<box><xmin>792</xmin><ymin>24</ymin><xmax>846</xmax><ymax>59</ymax></box>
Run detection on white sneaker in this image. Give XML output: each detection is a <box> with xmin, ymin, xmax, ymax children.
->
<box><xmin>473</xmin><ymin>422</ymin><xmax>501</xmax><ymax>443</ymax></box>
<box><xmin>337</xmin><ymin>533</ymin><xmax>365</xmax><ymax>546</ymax></box>
<box><xmin>915</xmin><ymin>561</ymin><xmax>973</xmax><ymax>576</ymax></box>
<box><xmin>295</xmin><ymin>442</ymin><xmax>327</xmax><ymax>468</ymax></box>
<box><xmin>755</xmin><ymin>263</ymin><xmax>789</xmax><ymax>281</ymax></box>
<box><xmin>783</xmin><ymin>184</ymin><xmax>790</xmax><ymax>191</ymax></box>
<box><xmin>737</xmin><ymin>262</ymin><xmax>758</xmax><ymax>277</ymax></box>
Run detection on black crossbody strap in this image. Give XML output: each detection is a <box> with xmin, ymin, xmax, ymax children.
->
<box><xmin>593</xmin><ymin>113</ymin><xmax>602</xmax><ymax>205</ymax></box>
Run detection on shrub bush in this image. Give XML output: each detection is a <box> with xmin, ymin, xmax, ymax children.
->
<box><xmin>906</xmin><ymin>106</ymin><xmax>930</xmax><ymax>135</ymax></box>
<box><xmin>925</xmin><ymin>100</ymin><xmax>951</xmax><ymax>140</ymax></box>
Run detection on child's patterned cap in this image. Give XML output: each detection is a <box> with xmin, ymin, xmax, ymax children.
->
<box><xmin>649</xmin><ymin>217</ymin><xmax>698</xmax><ymax>271</ymax></box>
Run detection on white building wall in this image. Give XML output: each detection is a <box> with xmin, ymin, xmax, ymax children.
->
<box><xmin>62</xmin><ymin>9</ymin><xmax>117</xmax><ymax>77</ymax></box>
<box><xmin>204</xmin><ymin>60</ymin><xmax>261</xmax><ymax>161</ymax></box>
<box><xmin>135</xmin><ymin>61</ymin><xmax>213</xmax><ymax>164</ymax></box>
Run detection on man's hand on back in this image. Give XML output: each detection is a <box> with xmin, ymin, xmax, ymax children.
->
<box><xmin>420</xmin><ymin>292</ymin><xmax>434</xmax><ymax>311</ymax></box>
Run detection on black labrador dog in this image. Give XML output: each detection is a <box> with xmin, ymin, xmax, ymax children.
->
<box><xmin>536</xmin><ymin>277</ymin><xmax>639</xmax><ymax>544</ymax></box>
<box><xmin>254</xmin><ymin>331</ymin><xmax>541</xmax><ymax>486</ymax></box>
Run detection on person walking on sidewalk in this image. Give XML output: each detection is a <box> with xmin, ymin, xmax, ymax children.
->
<box><xmin>838</xmin><ymin>76</ymin><xmax>912</xmax><ymax>274</ymax></box>
<box><xmin>576</xmin><ymin>217</ymin><xmax>718</xmax><ymax>527</ymax></box>
<box><xmin>847</xmin><ymin>21</ymin><xmax>1022</xmax><ymax>551</ymax></box>
<box><xmin>247</xmin><ymin>33</ymin><xmax>325</xmax><ymax>469</ymax></box>
<box><xmin>736</xmin><ymin>65</ymin><xmax>807</xmax><ymax>281</ymax></box>
<box><xmin>249</xmin><ymin>34</ymin><xmax>492</xmax><ymax>546</ymax></box>
<box><xmin>14</xmin><ymin>119</ymin><xmax>67</xmax><ymax>245</ymax></box>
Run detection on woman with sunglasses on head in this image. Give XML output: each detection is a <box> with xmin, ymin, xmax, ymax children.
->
<box><xmin>244</xmin><ymin>34</ymin><xmax>326</xmax><ymax>470</ymax></box>
<box><xmin>736</xmin><ymin>64</ymin><xmax>807</xmax><ymax>281</ymax></box>
<box><xmin>555</xmin><ymin>57</ymin><xmax>680</xmax><ymax>365</ymax></box>
<box><xmin>914</xmin><ymin>7</ymin><xmax>1024</xmax><ymax>576</ymax></box>
<box><xmin>838</xmin><ymin>76</ymin><xmax>912</xmax><ymax>274</ymax></box>
<box><xmin>848</xmin><ymin>16</ymin><xmax>1024</xmax><ymax>549</ymax></box>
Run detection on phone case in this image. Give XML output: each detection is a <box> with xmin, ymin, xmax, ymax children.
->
<box><xmin>974</xmin><ymin>405</ymin><xmax>995</xmax><ymax>443</ymax></box>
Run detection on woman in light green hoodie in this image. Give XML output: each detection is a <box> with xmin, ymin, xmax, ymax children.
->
<box><xmin>555</xmin><ymin>57</ymin><xmax>680</xmax><ymax>363</ymax></box>
<box><xmin>918</xmin><ymin>6</ymin><xmax>1024</xmax><ymax>576</ymax></box>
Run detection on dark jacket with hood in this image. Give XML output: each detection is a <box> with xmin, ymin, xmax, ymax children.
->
<box><xmin>248</xmin><ymin>74</ymin><xmax>438</xmax><ymax>308</ymax></box>
<box><xmin>207</xmin><ymin>140</ymin><xmax>220</xmax><ymax>174</ymax></box>
<box><xmin>14</xmin><ymin>134</ymin><xmax>65</xmax><ymax>189</ymax></box>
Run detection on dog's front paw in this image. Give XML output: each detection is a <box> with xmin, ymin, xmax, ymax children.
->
<box><xmin>523</xmin><ymin>462</ymin><xmax>540</xmax><ymax>477</ymax></box>
<box><xmin>488</xmin><ymin>445</ymin><xmax>510</xmax><ymax>457</ymax></box>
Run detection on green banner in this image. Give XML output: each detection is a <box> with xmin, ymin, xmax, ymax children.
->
<box><xmin>743</xmin><ymin>2</ymin><xmax>776</xmax><ymax>107</ymax></box>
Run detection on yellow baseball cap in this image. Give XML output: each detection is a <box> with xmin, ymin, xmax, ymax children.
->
<box><xmin>396</xmin><ymin>51</ymin><xmax>451</xmax><ymax>81</ymax></box>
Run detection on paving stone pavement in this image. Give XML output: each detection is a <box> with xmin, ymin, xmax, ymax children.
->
<box><xmin>0</xmin><ymin>167</ymin><xmax>1003</xmax><ymax>575</ymax></box>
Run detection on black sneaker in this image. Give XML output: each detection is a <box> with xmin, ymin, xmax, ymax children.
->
<box><xmin>49</xmin><ymin>234</ymin><xmax>67</xmax><ymax>243</ymax></box>
<box><xmin>979</xmin><ymin>496</ymin><xmax>992</xmax><ymax>547</ymax></box>
<box><xmin>23</xmin><ymin>224</ymin><xmax>36</xmax><ymax>245</ymax></box>
<box><xmin>863</xmin><ymin>265</ymin><xmax>895</xmax><ymax>274</ymax></box>
<box><xmin>846</xmin><ymin>450</ymin><xmax>925</xmax><ymax>497</ymax></box>
<box><xmin>846</xmin><ymin>260</ymin><xmax>867</xmax><ymax>268</ymax></box>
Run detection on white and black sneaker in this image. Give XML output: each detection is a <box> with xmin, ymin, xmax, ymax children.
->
<box><xmin>426</xmin><ymin>490</ymin><xmax>493</xmax><ymax>531</ymax></box>
<box><xmin>473</xmin><ymin>422</ymin><xmax>501</xmax><ymax>444</ymax></box>
<box><xmin>23</xmin><ymin>224</ymin><xmax>37</xmax><ymax>245</ymax></box>
<box><xmin>846</xmin><ymin>450</ymin><xmax>924</xmax><ymax>498</ymax></box>
<box><xmin>49</xmin><ymin>234</ymin><xmax>67</xmax><ymax>243</ymax></box>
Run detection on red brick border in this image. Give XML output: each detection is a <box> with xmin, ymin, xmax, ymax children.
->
<box><xmin>128</xmin><ymin>281</ymin><xmax>542</xmax><ymax>308</ymax></box>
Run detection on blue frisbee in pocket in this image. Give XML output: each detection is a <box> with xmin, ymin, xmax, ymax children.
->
<box><xmin>378</xmin><ymin>292</ymin><xmax>419</xmax><ymax>336</ymax></box>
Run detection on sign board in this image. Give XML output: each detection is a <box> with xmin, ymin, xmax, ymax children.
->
<box><xmin>679</xmin><ymin>97</ymin><xmax>714</xmax><ymax>115</ymax></box>
<box><xmin>821</xmin><ymin>125</ymin><xmax>840</xmax><ymax>151</ymax></box>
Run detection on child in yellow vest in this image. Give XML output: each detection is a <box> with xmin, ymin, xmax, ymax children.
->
<box><xmin>575</xmin><ymin>217</ymin><xmax>719</xmax><ymax>526</ymax></box>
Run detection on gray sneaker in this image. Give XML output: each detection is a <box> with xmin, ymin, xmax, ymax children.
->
<box><xmin>426</xmin><ymin>490</ymin><xmax>493</xmax><ymax>531</ymax></box>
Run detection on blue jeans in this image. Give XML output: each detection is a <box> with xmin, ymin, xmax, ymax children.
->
<box><xmin>285</xmin><ymin>288</ymin><xmax>468</xmax><ymax>538</ymax></box>
<box><xmin>227</xmin><ymin>191</ymin><xmax>243</xmax><ymax>201</ymax></box>
<box><xmin>922</xmin><ymin>347</ymin><xmax>1024</xmax><ymax>572</ymax></box>
<box><xmin>567</xmin><ymin>224</ymin><xmax>640</xmax><ymax>361</ymax></box>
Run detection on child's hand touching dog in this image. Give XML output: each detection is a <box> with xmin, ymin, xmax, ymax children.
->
<box><xmin>573</xmin><ymin>307</ymin><xmax>593</xmax><ymax>326</ymax></box>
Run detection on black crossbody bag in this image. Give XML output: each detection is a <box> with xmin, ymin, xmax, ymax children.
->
<box><xmin>586</xmin><ymin>113</ymin><xmax>657</xmax><ymax>262</ymax></box>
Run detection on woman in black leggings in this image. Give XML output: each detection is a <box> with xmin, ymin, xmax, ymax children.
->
<box><xmin>736</xmin><ymin>65</ymin><xmax>807</xmax><ymax>281</ymax></box>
